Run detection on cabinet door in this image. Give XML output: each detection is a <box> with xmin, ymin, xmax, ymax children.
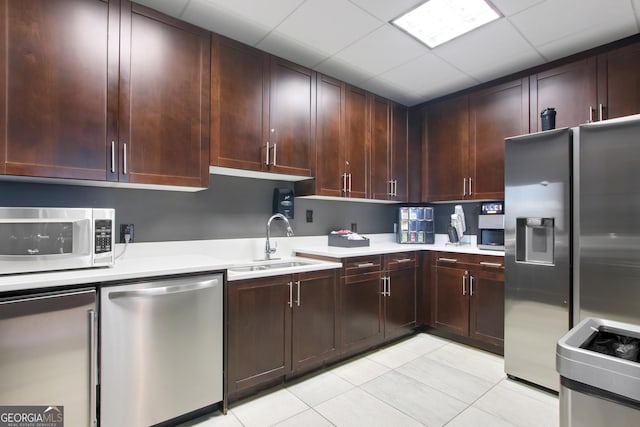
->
<box><xmin>597</xmin><ymin>42</ymin><xmax>640</xmax><ymax>120</ymax></box>
<box><xmin>345</xmin><ymin>86</ymin><xmax>369</xmax><ymax>199</ymax></box>
<box><xmin>118</xmin><ymin>2</ymin><xmax>210</xmax><ymax>187</ymax></box>
<box><xmin>268</xmin><ymin>57</ymin><xmax>314</xmax><ymax>176</ymax></box>
<box><xmin>341</xmin><ymin>272</ymin><xmax>383</xmax><ymax>353</ymax></box>
<box><xmin>433</xmin><ymin>265</ymin><xmax>469</xmax><ymax>336</ymax></box>
<box><xmin>391</xmin><ymin>104</ymin><xmax>408</xmax><ymax>201</ymax></box>
<box><xmin>385</xmin><ymin>267</ymin><xmax>416</xmax><ymax>339</ymax></box>
<box><xmin>0</xmin><ymin>0</ymin><xmax>111</xmax><ymax>180</ymax></box>
<box><xmin>315</xmin><ymin>75</ymin><xmax>345</xmax><ymax>197</ymax></box>
<box><xmin>425</xmin><ymin>95</ymin><xmax>469</xmax><ymax>201</ymax></box>
<box><xmin>292</xmin><ymin>269</ymin><xmax>339</xmax><ymax>371</ymax></box>
<box><xmin>530</xmin><ymin>58</ymin><xmax>597</xmax><ymax>130</ymax></box>
<box><xmin>469</xmin><ymin>268</ymin><xmax>504</xmax><ymax>348</ymax></box>
<box><xmin>227</xmin><ymin>276</ymin><xmax>292</xmax><ymax>396</ymax></box>
<box><xmin>469</xmin><ymin>78</ymin><xmax>529</xmax><ymax>200</ymax></box>
<box><xmin>211</xmin><ymin>35</ymin><xmax>268</xmax><ymax>171</ymax></box>
<box><xmin>370</xmin><ymin>96</ymin><xmax>391</xmax><ymax>200</ymax></box>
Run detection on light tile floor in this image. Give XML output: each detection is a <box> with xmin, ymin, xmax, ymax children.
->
<box><xmin>180</xmin><ymin>333</ymin><xmax>559</xmax><ymax>427</ymax></box>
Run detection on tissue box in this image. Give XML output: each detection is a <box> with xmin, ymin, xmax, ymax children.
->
<box><xmin>328</xmin><ymin>234</ymin><xmax>370</xmax><ymax>248</ymax></box>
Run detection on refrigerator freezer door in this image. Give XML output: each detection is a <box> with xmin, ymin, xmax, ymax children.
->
<box><xmin>577</xmin><ymin>115</ymin><xmax>640</xmax><ymax>325</ymax></box>
<box><xmin>504</xmin><ymin>128</ymin><xmax>572</xmax><ymax>391</ymax></box>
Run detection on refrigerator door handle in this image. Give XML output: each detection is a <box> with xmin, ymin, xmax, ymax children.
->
<box><xmin>89</xmin><ymin>309</ymin><xmax>97</xmax><ymax>427</ymax></box>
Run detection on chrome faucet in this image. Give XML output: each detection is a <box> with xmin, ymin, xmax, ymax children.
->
<box><xmin>265</xmin><ymin>213</ymin><xmax>294</xmax><ymax>260</ymax></box>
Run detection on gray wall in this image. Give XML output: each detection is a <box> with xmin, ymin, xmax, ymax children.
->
<box><xmin>0</xmin><ymin>175</ymin><xmax>397</xmax><ymax>242</ymax></box>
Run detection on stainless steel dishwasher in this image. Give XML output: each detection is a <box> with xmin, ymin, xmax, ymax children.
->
<box><xmin>100</xmin><ymin>273</ymin><xmax>223</xmax><ymax>427</ymax></box>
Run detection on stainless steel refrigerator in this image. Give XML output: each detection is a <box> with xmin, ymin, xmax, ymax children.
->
<box><xmin>504</xmin><ymin>127</ymin><xmax>573</xmax><ymax>392</ymax></box>
<box><xmin>504</xmin><ymin>114</ymin><xmax>640</xmax><ymax>392</ymax></box>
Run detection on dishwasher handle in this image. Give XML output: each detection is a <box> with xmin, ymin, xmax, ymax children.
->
<box><xmin>108</xmin><ymin>279</ymin><xmax>219</xmax><ymax>299</ymax></box>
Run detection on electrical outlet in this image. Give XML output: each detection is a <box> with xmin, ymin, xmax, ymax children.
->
<box><xmin>351</xmin><ymin>223</ymin><xmax>357</xmax><ymax>233</ymax></box>
<box><xmin>306</xmin><ymin>210</ymin><xmax>313</xmax><ymax>223</ymax></box>
<box><xmin>120</xmin><ymin>224</ymin><xmax>134</xmax><ymax>243</ymax></box>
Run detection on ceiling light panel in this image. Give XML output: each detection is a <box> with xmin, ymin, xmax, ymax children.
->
<box><xmin>392</xmin><ymin>0</ymin><xmax>501</xmax><ymax>48</ymax></box>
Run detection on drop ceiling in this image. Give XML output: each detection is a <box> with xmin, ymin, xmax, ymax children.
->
<box><xmin>134</xmin><ymin>0</ymin><xmax>640</xmax><ymax>106</ymax></box>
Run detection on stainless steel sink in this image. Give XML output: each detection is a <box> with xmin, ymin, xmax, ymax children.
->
<box><xmin>228</xmin><ymin>260</ymin><xmax>314</xmax><ymax>273</ymax></box>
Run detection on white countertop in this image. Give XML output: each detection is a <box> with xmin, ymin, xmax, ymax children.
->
<box><xmin>0</xmin><ymin>234</ymin><xmax>502</xmax><ymax>293</ymax></box>
<box><xmin>294</xmin><ymin>234</ymin><xmax>505</xmax><ymax>259</ymax></box>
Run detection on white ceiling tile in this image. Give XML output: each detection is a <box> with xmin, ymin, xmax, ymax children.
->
<box><xmin>182</xmin><ymin>0</ymin><xmax>270</xmax><ymax>45</ymax></box>
<box><xmin>377</xmin><ymin>53</ymin><xmax>478</xmax><ymax>100</ymax></box>
<box><xmin>257</xmin><ymin>32</ymin><xmax>329</xmax><ymax>68</ymax></box>
<box><xmin>510</xmin><ymin>0</ymin><xmax>636</xmax><ymax>48</ymax></box>
<box><xmin>537</xmin><ymin>20</ymin><xmax>639</xmax><ymax>61</ymax></box>
<box><xmin>334</xmin><ymin>25</ymin><xmax>428</xmax><ymax>76</ymax></box>
<box><xmin>194</xmin><ymin>0</ymin><xmax>305</xmax><ymax>28</ymax></box>
<box><xmin>489</xmin><ymin>0</ymin><xmax>545</xmax><ymax>17</ymax></box>
<box><xmin>434</xmin><ymin>19</ymin><xmax>545</xmax><ymax>81</ymax></box>
<box><xmin>347</xmin><ymin>0</ymin><xmax>425</xmax><ymax>21</ymax></box>
<box><xmin>359</xmin><ymin>78</ymin><xmax>409</xmax><ymax>103</ymax></box>
<box><xmin>275</xmin><ymin>0</ymin><xmax>383</xmax><ymax>55</ymax></box>
<box><xmin>314</xmin><ymin>57</ymin><xmax>373</xmax><ymax>86</ymax></box>
<box><xmin>133</xmin><ymin>0</ymin><xmax>189</xmax><ymax>16</ymax></box>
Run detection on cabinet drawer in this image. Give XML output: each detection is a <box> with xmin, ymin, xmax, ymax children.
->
<box><xmin>384</xmin><ymin>252</ymin><xmax>417</xmax><ymax>270</ymax></box>
<box><xmin>343</xmin><ymin>256</ymin><xmax>381</xmax><ymax>276</ymax></box>
<box><xmin>435</xmin><ymin>252</ymin><xmax>504</xmax><ymax>273</ymax></box>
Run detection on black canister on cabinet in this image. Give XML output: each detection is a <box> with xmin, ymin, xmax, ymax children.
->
<box><xmin>541</xmin><ymin>108</ymin><xmax>556</xmax><ymax>131</ymax></box>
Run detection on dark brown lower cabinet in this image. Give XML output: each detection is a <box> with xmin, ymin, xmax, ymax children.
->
<box><xmin>340</xmin><ymin>253</ymin><xmax>417</xmax><ymax>356</ymax></box>
<box><xmin>432</xmin><ymin>252</ymin><xmax>504</xmax><ymax>352</ymax></box>
<box><xmin>226</xmin><ymin>269</ymin><xmax>338</xmax><ymax>400</ymax></box>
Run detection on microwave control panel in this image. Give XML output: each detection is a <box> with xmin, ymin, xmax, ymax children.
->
<box><xmin>95</xmin><ymin>220</ymin><xmax>113</xmax><ymax>254</ymax></box>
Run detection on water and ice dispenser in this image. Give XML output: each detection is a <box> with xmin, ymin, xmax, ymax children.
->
<box><xmin>516</xmin><ymin>217</ymin><xmax>555</xmax><ymax>265</ymax></box>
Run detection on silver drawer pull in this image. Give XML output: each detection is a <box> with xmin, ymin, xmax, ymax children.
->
<box><xmin>480</xmin><ymin>261</ymin><xmax>503</xmax><ymax>268</ymax></box>
<box><xmin>438</xmin><ymin>257</ymin><xmax>458</xmax><ymax>263</ymax></box>
<box><xmin>356</xmin><ymin>262</ymin><xmax>375</xmax><ymax>268</ymax></box>
<box><xmin>394</xmin><ymin>258</ymin><xmax>413</xmax><ymax>263</ymax></box>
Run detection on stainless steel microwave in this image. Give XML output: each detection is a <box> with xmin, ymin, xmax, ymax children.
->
<box><xmin>0</xmin><ymin>207</ymin><xmax>115</xmax><ymax>275</ymax></box>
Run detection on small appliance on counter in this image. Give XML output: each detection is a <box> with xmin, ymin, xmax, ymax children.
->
<box><xmin>397</xmin><ymin>207</ymin><xmax>434</xmax><ymax>244</ymax></box>
<box><xmin>478</xmin><ymin>201</ymin><xmax>505</xmax><ymax>251</ymax></box>
<box><xmin>447</xmin><ymin>205</ymin><xmax>467</xmax><ymax>245</ymax></box>
<box><xmin>328</xmin><ymin>230</ymin><xmax>370</xmax><ymax>247</ymax></box>
<box><xmin>0</xmin><ymin>207</ymin><xmax>115</xmax><ymax>275</ymax></box>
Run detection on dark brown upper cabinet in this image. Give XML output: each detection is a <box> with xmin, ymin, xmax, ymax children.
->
<box><xmin>469</xmin><ymin>78</ymin><xmax>529</xmax><ymax>200</ymax></box>
<box><xmin>530</xmin><ymin>58</ymin><xmax>597</xmax><ymax>130</ymax></box>
<box><xmin>211</xmin><ymin>36</ymin><xmax>314</xmax><ymax>178</ymax></box>
<box><xmin>371</xmin><ymin>97</ymin><xmax>408</xmax><ymax>201</ymax></box>
<box><xmin>597</xmin><ymin>41</ymin><xmax>640</xmax><ymax>120</ymax></box>
<box><xmin>118</xmin><ymin>1</ymin><xmax>210</xmax><ymax>188</ymax></box>
<box><xmin>0</xmin><ymin>0</ymin><xmax>111</xmax><ymax>180</ymax></box>
<box><xmin>0</xmin><ymin>0</ymin><xmax>210</xmax><ymax>188</ymax></box>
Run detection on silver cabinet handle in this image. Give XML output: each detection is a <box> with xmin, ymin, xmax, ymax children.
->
<box><xmin>589</xmin><ymin>106</ymin><xmax>594</xmax><ymax>123</ymax></box>
<box><xmin>123</xmin><ymin>143</ymin><xmax>128</xmax><ymax>174</ymax></box>
<box><xmin>265</xmin><ymin>142</ymin><xmax>270</xmax><ymax>166</ymax></box>
<box><xmin>462</xmin><ymin>272</ymin><xmax>467</xmax><ymax>296</ymax></box>
<box><xmin>599</xmin><ymin>103</ymin><xmax>605</xmax><ymax>121</ymax></box>
<box><xmin>395</xmin><ymin>258</ymin><xmax>413</xmax><ymax>263</ymax></box>
<box><xmin>381</xmin><ymin>276</ymin><xmax>386</xmax><ymax>295</ymax></box>
<box><xmin>480</xmin><ymin>261</ymin><xmax>503</xmax><ymax>268</ymax></box>
<box><xmin>348</xmin><ymin>173</ymin><xmax>352</xmax><ymax>194</ymax></box>
<box><xmin>387</xmin><ymin>276</ymin><xmax>391</xmax><ymax>297</ymax></box>
<box><xmin>296</xmin><ymin>280</ymin><xmax>301</xmax><ymax>307</ymax></box>
<box><xmin>288</xmin><ymin>281</ymin><xmax>293</xmax><ymax>308</ymax></box>
<box><xmin>468</xmin><ymin>177</ymin><xmax>473</xmax><ymax>196</ymax></box>
<box><xmin>88</xmin><ymin>309</ymin><xmax>98</xmax><ymax>427</ymax></box>
<box><xmin>110</xmin><ymin>141</ymin><xmax>116</xmax><ymax>173</ymax></box>
<box><xmin>342</xmin><ymin>173</ymin><xmax>347</xmax><ymax>193</ymax></box>
<box><xmin>108</xmin><ymin>279</ymin><xmax>219</xmax><ymax>299</ymax></box>
<box><xmin>273</xmin><ymin>143</ymin><xmax>277</xmax><ymax>166</ymax></box>
<box><xmin>356</xmin><ymin>262</ymin><xmax>375</xmax><ymax>268</ymax></box>
<box><xmin>463</xmin><ymin>178</ymin><xmax>467</xmax><ymax>196</ymax></box>
<box><xmin>470</xmin><ymin>275</ymin><xmax>474</xmax><ymax>296</ymax></box>
<box><xmin>438</xmin><ymin>257</ymin><xmax>458</xmax><ymax>263</ymax></box>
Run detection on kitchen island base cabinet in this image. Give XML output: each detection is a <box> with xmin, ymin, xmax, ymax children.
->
<box><xmin>226</xmin><ymin>269</ymin><xmax>338</xmax><ymax>401</ymax></box>
<box><xmin>431</xmin><ymin>253</ymin><xmax>504</xmax><ymax>353</ymax></box>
